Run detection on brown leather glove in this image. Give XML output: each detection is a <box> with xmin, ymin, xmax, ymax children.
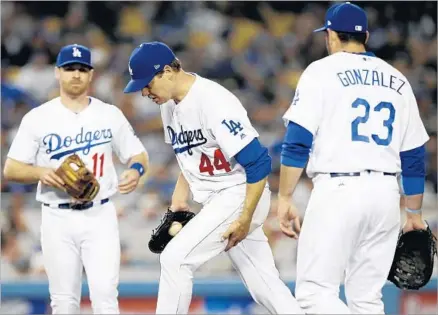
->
<box><xmin>55</xmin><ymin>154</ymin><xmax>100</xmax><ymax>202</ymax></box>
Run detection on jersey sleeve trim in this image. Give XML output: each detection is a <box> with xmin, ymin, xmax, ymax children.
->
<box><xmin>401</xmin><ymin>176</ymin><xmax>425</xmax><ymax>196</ymax></box>
<box><xmin>400</xmin><ymin>145</ymin><xmax>426</xmax><ymax>177</ymax></box>
<box><xmin>234</xmin><ymin>138</ymin><xmax>272</xmax><ymax>183</ymax></box>
<box><xmin>280</xmin><ymin>121</ymin><xmax>313</xmax><ymax>168</ymax></box>
<box><xmin>400</xmin><ymin>144</ymin><xmax>426</xmax><ymax>195</ymax></box>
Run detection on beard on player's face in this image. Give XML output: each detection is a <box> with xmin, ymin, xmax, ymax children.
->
<box><xmin>58</xmin><ymin>65</ymin><xmax>92</xmax><ymax>97</ymax></box>
<box><xmin>62</xmin><ymin>81</ymin><xmax>89</xmax><ymax>96</ymax></box>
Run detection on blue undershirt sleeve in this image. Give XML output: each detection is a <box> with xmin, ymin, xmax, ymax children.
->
<box><xmin>280</xmin><ymin>121</ymin><xmax>313</xmax><ymax>168</ymax></box>
<box><xmin>400</xmin><ymin>144</ymin><xmax>426</xmax><ymax>195</ymax></box>
<box><xmin>234</xmin><ymin>138</ymin><xmax>272</xmax><ymax>184</ymax></box>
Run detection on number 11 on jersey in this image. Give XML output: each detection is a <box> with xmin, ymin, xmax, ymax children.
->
<box><xmin>92</xmin><ymin>153</ymin><xmax>104</xmax><ymax>177</ymax></box>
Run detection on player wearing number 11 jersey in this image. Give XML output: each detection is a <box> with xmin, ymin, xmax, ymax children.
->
<box><xmin>276</xmin><ymin>2</ymin><xmax>429</xmax><ymax>314</ymax></box>
<box><xmin>124</xmin><ymin>41</ymin><xmax>303</xmax><ymax>314</ymax></box>
<box><xmin>3</xmin><ymin>44</ymin><xmax>148</xmax><ymax>314</ymax></box>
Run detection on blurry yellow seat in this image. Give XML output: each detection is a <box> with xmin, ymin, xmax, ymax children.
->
<box><xmin>118</xmin><ymin>6</ymin><xmax>149</xmax><ymax>37</ymax></box>
<box><xmin>229</xmin><ymin>18</ymin><xmax>263</xmax><ymax>53</ymax></box>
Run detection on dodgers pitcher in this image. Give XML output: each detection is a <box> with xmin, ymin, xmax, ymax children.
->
<box><xmin>124</xmin><ymin>42</ymin><xmax>303</xmax><ymax>314</ymax></box>
<box><xmin>276</xmin><ymin>2</ymin><xmax>429</xmax><ymax>314</ymax></box>
<box><xmin>3</xmin><ymin>44</ymin><xmax>149</xmax><ymax>314</ymax></box>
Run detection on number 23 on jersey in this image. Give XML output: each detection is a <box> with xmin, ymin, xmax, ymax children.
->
<box><xmin>351</xmin><ymin>97</ymin><xmax>395</xmax><ymax>146</ymax></box>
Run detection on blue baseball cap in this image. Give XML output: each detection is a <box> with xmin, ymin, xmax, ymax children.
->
<box><xmin>124</xmin><ymin>42</ymin><xmax>176</xmax><ymax>93</ymax></box>
<box><xmin>314</xmin><ymin>2</ymin><xmax>368</xmax><ymax>33</ymax></box>
<box><xmin>56</xmin><ymin>44</ymin><xmax>93</xmax><ymax>68</ymax></box>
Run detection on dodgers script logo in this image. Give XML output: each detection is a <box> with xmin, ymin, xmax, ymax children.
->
<box><xmin>43</xmin><ymin>127</ymin><xmax>112</xmax><ymax>160</ymax></box>
<box><xmin>167</xmin><ymin>126</ymin><xmax>207</xmax><ymax>155</ymax></box>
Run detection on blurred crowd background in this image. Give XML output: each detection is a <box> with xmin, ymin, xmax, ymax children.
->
<box><xmin>1</xmin><ymin>1</ymin><xmax>437</xmax><ymax>282</ymax></box>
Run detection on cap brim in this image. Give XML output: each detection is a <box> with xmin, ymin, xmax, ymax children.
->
<box><xmin>123</xmin><ymin>76</ymin><xmax>154</xmax><ymax>93</ymax></box>
<box><xmin>57</xmin><ymin>61</ymin><xmax>93</xmax><ymax>69</ymax></box>
<box><xmin>313</xmin><ymin>26</ymin><xmax>328</xmax><ymax>33</ymax></box>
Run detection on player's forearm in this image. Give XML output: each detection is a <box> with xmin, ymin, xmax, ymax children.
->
<box><xmin>278</xmin><ymin>121</ymin><xmax>312</xmax><ymax>198</ymax></box>
<box><xmin>404</xmin><ymin>194</ymin><xmax>423</xmax><ymax>211</ymax></box>
<box><xmin>241</xmin><ymin>176</ymin><xmax>267</xmax><ymax>221</ymax></box>
<box><xmin>234</xmin><ymin>138</ymin><xmax>272</xmax><ymax>220</ymax></box>
<box><xmin>128</xmin><ymin>152</ymin><xmax>149</xmax><ymax>177</ymax></box>
<box><xmin>278</xmin><ymin>165</ymin><xmax>304</xmax><ymax>198</ymax></box>
<box><xmin>171</xmin><ymin>172</ymin><xmax>190</xmax><ymax>209</ymax></box>
<box><xmin>3</xmin><ymin>158</ymin><xmax>44</xmax><ymax>184</ymax></box>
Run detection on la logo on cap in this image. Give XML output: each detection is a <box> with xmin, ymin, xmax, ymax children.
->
<box><xmin>355</xmin><ymin>25</ymin><xmax>363</xmax><ymax>31</ymax></box>
<box><xmin>129</xmin><ymin>64</ymin><xmax>133</xmax><ymax>76</ymax></box>
<box><xmin>72</xmin><ymin>46</ymin><xmax>82</xmax><ymax>58</ymax></box>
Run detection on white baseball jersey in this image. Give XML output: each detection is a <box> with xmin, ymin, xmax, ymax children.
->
<box><xmin>7</xmin><ymin>96</ymin><xmax>146</xmax><ymax>204</ymax></box>
<box><xmin>283</xmin><ymin>51</ymin><xmax>429</xmax><ymax>177</ymax></box>
<box><xmin>160</xmin><ymin>74</ymin><xmax>259</xmax><ymax>204</ymax></box>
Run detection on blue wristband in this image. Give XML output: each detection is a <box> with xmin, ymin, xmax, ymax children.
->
<box><xmin>130</xmin><ymin>163</ymin><xmax>145</xmax><ymax>176</ymax></box>
<box><xmin>405</xmin><ymin>208</ymin><xmax>422</xmax><ymax>214</ymax></box>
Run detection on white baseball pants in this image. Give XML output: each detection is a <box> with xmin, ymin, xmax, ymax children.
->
<box><xmin>295</xmin><ymin>172</ymin><xmax>401</xmax><ymax>314</ymax></box>
<box><xmin>40</xmin><ymin>200</ymin><xmax>120</xmax><ymax>314</ymax></box>
<box><xmin>156</xmin><ymin>185</ymin><xmax>303</xmax><ymax>314</ymax></box>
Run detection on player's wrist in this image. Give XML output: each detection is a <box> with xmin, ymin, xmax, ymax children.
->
<box><xmin>169</xmin><ymin>202</ymin><xmax>190</xmax><ymax>212</ymax></box>
<box><xmin>36</xmin><ymin>166</ymin><xmax>52</xmax><ymax>180</ymax></box>
<box><xmin>406</xmin><ymin>208</ymin><xmax>423</xmax><ymax>220</ymax></box>
<box><xmin>238</xmin><ymin>211</ymin><xmax>253</xmax><ymax>223</ymax></box>
<box><xmin>129</xmin><ymin>163</ymin><xmax>145</xmax><ymax>177</ymax></box>
<box><xmin>405</xmin><ymin>207</ymin><xmax>422</xmax><ymax>215</ymax></box>
<box><xmin>277</xmin><ymin>192</ymin><xmax>292</xmax><ymax>201</ymax></box>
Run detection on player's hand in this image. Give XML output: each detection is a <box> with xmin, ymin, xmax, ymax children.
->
<box><xmin>38</xmin><ymin>168</ymin><xmax>66</xmax><ymax>191</ymax></box>
<box><xmin>222</xmin><ymin>215</ymin><xmax>251</xmax><ymax>252</ymax></box>
<box><xmin>277</xmin><ymin>195</ymin><xmax>301</xmax><ymax>239</ymax></box>
<box><xmin>403</xmin><ymin>212</ymin><xmax>427</xmax><ymax>233</ymax></box>
<box><xmin>118</xmin><ymin>169</ymin><xmax>140</xmax><ymax>194</ymax></box>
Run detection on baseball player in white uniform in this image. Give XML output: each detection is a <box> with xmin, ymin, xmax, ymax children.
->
<box><xmin>124</xmin><ymin>42</ymin><xmax>303</xmax><ymax>314</ymax></box>
<box><xmin>276</xmin><ymin>2</ymin><xmax>430</xmax><ymax>314</ymax></box>
<box><xmin>3</xmin><ymin>44</ymin><xmax>149</xmax><ymax>314</ymax></box>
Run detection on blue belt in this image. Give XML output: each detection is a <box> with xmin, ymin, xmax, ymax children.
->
<box><xmin>43</xmin><ymin>198</ymin><xmax>109</xmax><ymax>210</ymax></box>
<box><xmin>330</xmin><ymin>171</ymin><xmax>396</xmax><ymax>178</ymax></box>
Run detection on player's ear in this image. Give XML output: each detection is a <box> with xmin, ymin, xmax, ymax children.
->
<box><xmin>88</xmin><ymin>69</ymin><xmax>94</xmax><ymax>82</ymax></box>
<box><xmin>163</xmin><ymin>65</ymin><xmax>173</xmax><ymax>74</ymax></box>
<box><xmin>54</xmin><ymin>67</ymin><xmax>60</xmax><ymax>80</ymax></box>
<box><xmin>365</xmin><ymin>31</ymin><xmax>370</xmax><ymax>45</ymax></box>
<box><xmin>326</xmin><ymin>29</ymin><xmax>334</xmax><ymax>44</ymax></box>
<box><xmin>162</xmin><ymin>65</ymin><xmax>174</xmax><ymax>80</ymax></box>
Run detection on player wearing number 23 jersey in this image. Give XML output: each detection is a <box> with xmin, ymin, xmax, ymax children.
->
<box><xmin>4</xmin><ymin>44</ymin><xmax>148</xmax><ymax>314</ymax></box>
<box><xmin>277</xmin><ymin>2</ymin><xmax>429</xmax><ymax>314</ymax></box>
<box><xmin>124</xmin><ymin>41</ymin><xmax>303</xmax><ymax>314</ymax></box>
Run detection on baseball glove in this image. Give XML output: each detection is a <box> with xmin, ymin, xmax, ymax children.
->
<box><xmin>55</xmin><ymin>154</ymin><xmax>100</xmax><ymax>202</ymax></box>
<box><xmin>387</xmin><ymin>223</ymin><xmax>437</xmax><ymax>290</ymax></box>
<box><xmin>148</xmin><ymin>209</ymin><xmax>196</xmax><ymax>254</ymax></box>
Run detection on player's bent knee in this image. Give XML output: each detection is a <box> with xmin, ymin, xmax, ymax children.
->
<box><xmin>160</xmin><ymin>247</ymin><xmax>197</xmax><ymax>280</ymax></box>
<box><xmin>159</xmin><ymin>246</ymin><xmax>188</xmax><ymax>269</ymax></box>
<box><xmin>159</xmin><ymin>246</ymin><xmax>180</xmax><ymax>268</ymax></box>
